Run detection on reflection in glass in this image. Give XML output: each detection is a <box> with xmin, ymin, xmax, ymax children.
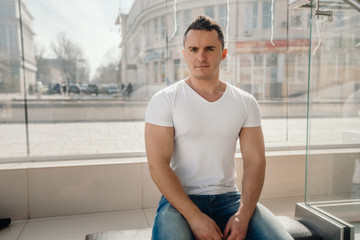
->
<box><xmin>3</xmin><ymin>0</ymin><xmax>358</xmax><ymax>159</ymax></box>
<box><xmin>1</xmin><ymin>0</ymin><xmax>311</xmax><ymax>158</ymax></box>
<box><xmin>0</xmin><ymin>0</ymin><xmax>32</xmax><ymax>157</ymax></box>
<box><xmin>304</xmin><ymin>0</ymin><xmax>360</xmax><ymax>238</ymax></box>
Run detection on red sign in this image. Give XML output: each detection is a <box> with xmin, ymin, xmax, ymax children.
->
<box><xmin>236</xmin><ymin>39</ymin><xmax>310</xmax><ymax>53</ymax></box>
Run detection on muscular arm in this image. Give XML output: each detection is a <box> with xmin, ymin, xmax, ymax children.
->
<box><xmin>145</xmin><ymin>123</ymin><xmax>196</xmax><ymax>218</ymax></box>
<box><xmin>224</xmin><ymin>126</ymin><xmax>266</xmax><ymax>240</ymax></box>
<box><xmin>145</xmin><ymin>123</ymin><xmax>223</xmax><ymax>239</ymax></box>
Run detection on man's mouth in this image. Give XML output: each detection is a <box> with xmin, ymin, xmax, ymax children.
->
<box><xmin>195</xmin><ymin>65</ymin><xmax>210</xmax><ymax>68</ymax></box>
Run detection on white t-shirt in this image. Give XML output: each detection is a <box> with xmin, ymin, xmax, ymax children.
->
<box><xmin>145</xmin><ymin>80</ymin><xmax>261</xmax><ymax>195</ymax></box>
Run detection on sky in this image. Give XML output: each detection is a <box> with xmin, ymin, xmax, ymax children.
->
<box><xmin>25</xmin><ymin>0</ymin><xmax>135</xmax><ymax>79</ymax></box>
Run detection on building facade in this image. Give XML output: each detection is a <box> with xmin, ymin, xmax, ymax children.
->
<box><xmin>120</xmin><ymin>0</ymin><xmax>359</xmax><ymax>100</ymax></box>
<box><xmin>0</xmin><ymin>0</ymin><xmax>37</xmax><ymax>94</ymax></box>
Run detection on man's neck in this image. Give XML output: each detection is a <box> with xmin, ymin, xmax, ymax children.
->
<box><xmin>187</xmin><ymin>76</ymin><xmax>222</xmax><ymax>95</ymax></box>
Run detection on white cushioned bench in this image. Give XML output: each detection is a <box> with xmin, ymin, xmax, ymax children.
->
<box><xmin>85</xmin><ymin>216</ymin><xmax>323</xmax><ymax>240</ymax></box>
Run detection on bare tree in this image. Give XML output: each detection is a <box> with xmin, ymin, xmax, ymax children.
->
<box><xmin>92</xmin><ymin>46</ymin><xmax>121</xmax><ymax>86</ymax></box>
<box><xmin>34</xmin><ymin>44</ymin><xmax>47</xmax><ymax>84</ymax></box>
<box><xmin>93</xmin><ymin>62</ymin><xmax>118</xmax><ymax>84</ymax></box>
<box><xmin>51</xmin><ymin>32</ymin><xmax>89</xmax><ymax>92</ymax></box>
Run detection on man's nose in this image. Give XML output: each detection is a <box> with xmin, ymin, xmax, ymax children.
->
<box><xmin>197</xmin><ymin>49</ymin><xmax>207</xmax><ymax>61</ymax></box>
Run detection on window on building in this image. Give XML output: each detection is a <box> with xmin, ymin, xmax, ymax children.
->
<box><xmin>290</xmin><ymin>15</ymin><xmax>302</xmax><ymax>28</ymax></box>
<box><xmin>246</xmin><ymin>3</ymin><xmax>258</xmax><ymax>30</ymax></box>
<box><xmin>154</xmin><ymin>17</ymin><xmax>159</xmax><ymax>40</ymax></box>
<box><xmin>252</xmin><ymin>3</ymin><xmax>258</xmax><ymax>29</ymax></box>
<box><xmin>146</xmin><ymin>63</ymin><xmax>149</xmax><ymax>84</ymax></box>
<box><xmin>161</xmin><ymin>61</ymin><xmax>166</xmax><ymax>82</ymax></box>
<box><xmin>126</xmin><ymin>41</ymin><xmax>131</xmax><ymax>60</ymax></box>
<box><xmin>269</xmin><ymin>67</ymin><xmax>277</xmax><ymax>82</ymax></box>
<box><xmin>145</xmin><ymin>22</ymin><xmax>150</xmax><ymax>45</ymax></box>
<box><xmin>183</xmin><ymin>10</ymin><xmax>191</xmax><ymax>33</ymax></box>
<box><xmin>134</xmin><ymin>33</ymin><xmax>140</xmax><ymax>54</ymax></box>
<box><xmin>161</xmin><ymin>15</ymin><xmax>166</xmax><ymax>39</ymax></box>
<box><xmin>254</xmin><ymin>54</ymin><xmax>263</xmax><ymax>66</ymax></box>
<box><xmin>154</xmin><ymin>61</ymin><xmax>158</xmax><ymax>83</ymax></box>
<box><xmin>174</xmin><ymin>12</ymin><xmax>180</xmax><ymax>36</ymax></box>
<box><xmin>218</xmin><ymin>4</ymin><xmax>228</xmax><ymax>30</ymax></box>
<box><xmin>262</xmin><ymin>1</ymin><xmax>272</xmax><ymax>29</ymax></box>
<box><xmin>266</xmin><ymin>53</ymin><xmax>278</xmax><ymax>66</ymax></box>
<box><xmin>204</xmin><ymin>6</ymin><xmax>214</xmax><ymax>19</ymax></box>
<box><xmin>174</xmin><ymin>59</ymin><xmax>180</xmax><ymax>81</ymax></box>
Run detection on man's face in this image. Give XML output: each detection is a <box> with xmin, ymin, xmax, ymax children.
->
<box><xmin>183</xmin><ymin>29</ymin><xmax>227</xmax><ymax>81</ymax></box>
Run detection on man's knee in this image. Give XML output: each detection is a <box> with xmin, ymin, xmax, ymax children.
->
<box><xmin>152</xmin><ymin>199</ymin><xmax>194</xmax><ymax>240</ymax></box>
<box><xmin>246</xmin><ymin>203</ymin><xmax>293</xmax><ymax>240</ymax></box>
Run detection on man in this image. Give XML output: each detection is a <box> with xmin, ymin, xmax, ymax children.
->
<box><xmin>145</xmin><ymin>15</ymin><xmax>293</xmax><ymax>240</ymax></box>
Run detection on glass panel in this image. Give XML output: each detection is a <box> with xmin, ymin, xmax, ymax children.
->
<box><xmin>305</xmin><ymin>0</ymin><xmax>360</xmax><ymax>237</ymax></box>
<box><xmin>4</xmin><ymin>0</ymin><xmax>351</xmax><ymax>161</ymax></box>
<box><xmin>260</xmin><ymin>1</ymin><xmax>311</xmax><ymax>148</ymax></box>
<box><xmin>0</xmin><ymin>0</ymin><xmax>28</xmax><ymax>157</ymax></box>
<box><xmin>11</xmin><ymin>0</ymin><xmax>143</xmax><ymax>158</ymax></box>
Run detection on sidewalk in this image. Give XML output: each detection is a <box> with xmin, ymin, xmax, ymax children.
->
<box><xmin>1</xmin><ymin>117</ymin><xmax>359</xmax><ymax>158</ymax></box>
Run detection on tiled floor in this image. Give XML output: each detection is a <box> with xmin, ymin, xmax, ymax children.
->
<box><xmin>0</xmin><ymin>208</ymin><xmax>157</xmax><ymax>240</ymax></box>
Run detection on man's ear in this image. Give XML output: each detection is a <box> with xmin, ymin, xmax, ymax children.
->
<box><xmin>222</xmin><ymin>49</ymin><xmax>228</xmax><ymax>61</ymax></box>
<box><xmin>183</xmin><ymin>49</ymin><xmax>185</xmax><ymax>56</ymax></box>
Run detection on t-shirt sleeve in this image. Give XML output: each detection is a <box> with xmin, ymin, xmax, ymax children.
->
<box><xmin>243</xmin><ymin>95</ymin><xmax>261</xmax><ymax>127</ymax></box>
<box><xmin>145</xmin><ymin>91</ymin><xmax>174</xmax><ymax>127</ymax></box>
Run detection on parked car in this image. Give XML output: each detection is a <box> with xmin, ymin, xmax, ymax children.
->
<box><xmin>99</xmin><ymin>84</ymin><xmax>109</xmax><ymax>95</ymax></box>
<box><xmin>80</xmin><ymin>83</ymin><xmax>88</xmax><ymax>94</ymax></box>
<box><xmin>86</xmin><ymin>84</ymin><xmax>99</xmax><ymax>95</ymax></box>
<box><xmin>47</xmin><ymin>83</ymin><xmax>62</xmax><ymax>94</ymax></box>
<box><xmin>68</xmin><ymin>84</ymin><xmax>80</xmax><ymax>94</ymax></box>
<box><xmin>107</xmin><ymin>84</ymin><xmax>120</xmax><ymax>95</ymax></box>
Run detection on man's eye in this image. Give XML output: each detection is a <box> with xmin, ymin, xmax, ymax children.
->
<box><xmin>207</xmin><ymin>48</ymin><xmax>215</xmax><ymax>51</ymax></box>
<box><xmin>190</xmin><ymin>48</ymin><xmax>197</xmax><ymax>52</ymax></box>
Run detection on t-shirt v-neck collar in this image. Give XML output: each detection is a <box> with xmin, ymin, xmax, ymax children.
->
<box><xmin>183</xmin><ymin>80</ymin><xmax>227</xmax><ymax>104</ymax></box>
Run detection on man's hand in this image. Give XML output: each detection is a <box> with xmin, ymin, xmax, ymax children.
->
<box><xmin>188</xmin><ymin>212</ymin><xmax>223</xmax><ymax>240</ymax></box>
<box><xmin>223</xmin><ymin>212</ymin><xmax>250</xmax><ymax>240</ymax></box>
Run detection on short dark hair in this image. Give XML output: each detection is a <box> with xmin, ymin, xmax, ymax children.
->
<box><xmin>183</xmin><ymin>15</ymin><xmax>225</xmax><ymax>49</ymax></box>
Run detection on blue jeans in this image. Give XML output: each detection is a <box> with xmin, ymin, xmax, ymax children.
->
<box><xmin>152</xmin><ymin>192</ymin><xmax>293</xmax><ymax>240</ymax></box>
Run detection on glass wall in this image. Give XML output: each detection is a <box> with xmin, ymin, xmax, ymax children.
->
<box><xmin>0</xmin><ymin>0</ymin><xmax>28</xmax><ymax>157</ymax></box>
<box><xmin>2</xmin><ymin>0</ymin><xmax>353</xmax><ymax>161</ymax></box>
<box><xmin>303</xmin><ymin>0</ymin><xmax>360</xmax><ymax>238</ymax></box>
